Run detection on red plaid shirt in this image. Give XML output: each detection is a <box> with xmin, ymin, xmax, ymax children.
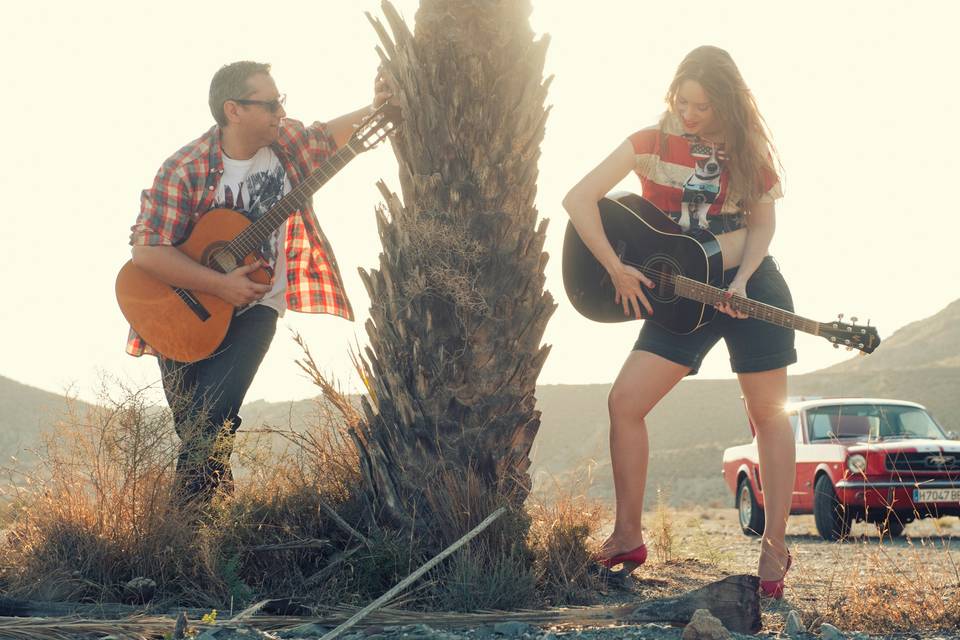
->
<box><xmin>126</xmin><ymin>119</ymin><xmax>354</xmax><ymax>356</ymax></box>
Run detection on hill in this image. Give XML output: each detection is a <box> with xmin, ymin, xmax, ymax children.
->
<box><xmin>823</xmin><ymin>298</ymin><xmax>960</xmax><ymax>373</ymax></box>
<box><xmin>3</xmin><ymin>298</ymin><xmax>959</xmax><ymax>508</ymax></box>
<box><xmin>0</xmin><ymin>375</ymin><xmax>93</xmax><ymax>459</ymax></box>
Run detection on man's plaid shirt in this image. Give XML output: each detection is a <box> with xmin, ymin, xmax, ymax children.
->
<box><xmin>126</xmin><ymin>119</ymin><xmax>354</xmax><ymax>356</ymax></box>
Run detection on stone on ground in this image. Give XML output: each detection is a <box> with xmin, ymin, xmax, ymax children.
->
<box><xmin>681</xmin><ymin>608</ymin><xmax>732</xmax><ymax>640</ymax></box>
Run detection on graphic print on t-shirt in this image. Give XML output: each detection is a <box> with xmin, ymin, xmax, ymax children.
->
<box><xmin>215</xmin><ymin>147</ymin><xmax>291</xmax><ymax>314</ymax></box>
<box><xmin>217</xmin><ymin>162</ymin><xmax>287</xmax><ymax>268</ymax></box>
<box><xmin>679</xmin><ymin>137</ymin><xmax>727</xmax><ymax>231</ymax></box>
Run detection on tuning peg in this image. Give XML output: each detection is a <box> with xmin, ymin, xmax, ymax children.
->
<box><xmin>867</xmin><ymin>319</ymin><xmax>871</xmax><ymax>326</ymax></box>
<box><xmin>851</xmin><ymin>316</ymin><xmax>858</xmax><ymax>323</ymax></box>
<box><xmin>833</xmin><ymin>343</ymin><xmax>840</xmax><ymax>349</ymax></box>
<box><xmin>837</xmin><ymin>313</ymin><xmax>844</xmax><ymax>321</ymax></box>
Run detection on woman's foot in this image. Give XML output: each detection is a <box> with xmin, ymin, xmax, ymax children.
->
<box><xmin>597</xmin><ymin>533</ymin><xmax>647</xmax><ymax>574</ymax></box>
<box><xmin>758</xmin><ymin>539</ymin><xmax>792</xmax><ymax>599</ymax></box>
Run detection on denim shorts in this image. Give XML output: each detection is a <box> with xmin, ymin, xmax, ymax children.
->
<box><xmin>633</xmin><ymin>256</ymin><xmax>797</xmax><ymax>375</ymax></box>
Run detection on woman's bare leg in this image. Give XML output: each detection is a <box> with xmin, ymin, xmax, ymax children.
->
<box><xmin>600</xmin><ymin>350</ymin><xmax>690</xmax><ymax>558</ymax></box>
<box><xmin>737</xmin><ymin>367</ymin><xmax>795</xmax><ymax>580</ymax></box>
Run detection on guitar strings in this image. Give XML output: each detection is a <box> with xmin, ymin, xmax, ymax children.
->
<box><xmin>617</xmin><ymin>261</ymin><xmax>871</xmax><ymax>346</ymax></box>
<box><xmin>224</xmin><ymin>141</ymin><xmax>362</xmax><ymax>261</ymax></box>
<box><xmin>619</xmin><ymin>260</ymin><xmax>822</xmax><ymax>331</ymax></box>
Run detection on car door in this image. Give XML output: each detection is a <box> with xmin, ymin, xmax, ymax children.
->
<box><xmin>792</xmin><ymin>410</ymin><xmax>816</xmax><ymax>511</ymax></box>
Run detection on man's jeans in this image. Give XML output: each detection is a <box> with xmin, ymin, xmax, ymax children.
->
<box><xmin>159</xmin><ymin>305</ymin><xmax>278</xmax><ymax>505</ymax></box>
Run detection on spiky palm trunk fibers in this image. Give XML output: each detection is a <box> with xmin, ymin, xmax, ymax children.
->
<box><xmin>354</xmin><ymin>0</ymin><xmax>554</xmax><ymax>541</ymax></box>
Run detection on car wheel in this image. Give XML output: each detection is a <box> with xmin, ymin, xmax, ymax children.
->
<box><xmin>814</xmin><ymin>474</ymin><xmax>853</xmax><ymax>541</ymax></box>
<box><xmin>877</xmin><ymin>514</ymin><xmax>905</xmax><ymax>539</ymax></box>
<box><xmin>736</xmin><ymin>476</ymin><xmax>765</xmax><ymax>536</ymax></box>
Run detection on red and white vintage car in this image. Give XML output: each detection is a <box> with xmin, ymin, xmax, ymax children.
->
<box><xmin>722</xmin><ymin>398</ymin><xmax>960</xmax><ymax>540</ymax></box>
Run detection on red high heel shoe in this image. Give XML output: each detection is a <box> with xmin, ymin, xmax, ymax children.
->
<box><xmin>759</xmin><ymin>550</ymin><xmax>792</xmax><ymax>599</ymax></box>
<box><xmin>598</xmin><ymin>543</ymin><xmax>648</xmax><ymax>574</ymax></box>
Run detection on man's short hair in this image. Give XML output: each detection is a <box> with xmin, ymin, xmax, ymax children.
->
<box><xmin>209</xmin><ymin>61</ymin><xmax>272</xmax><ymax>127</ymax></box>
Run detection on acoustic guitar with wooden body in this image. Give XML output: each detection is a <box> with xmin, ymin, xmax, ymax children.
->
<box><xmin>116</xmin><ymin>104</ymin><xmax>400</xmax><ymax>362</ymax></box>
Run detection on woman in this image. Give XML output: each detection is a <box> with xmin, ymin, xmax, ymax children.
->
<box><xmin>562</xmin><ymin>45</ymin><xmax>796</xmax><ymax>599</ymax></box>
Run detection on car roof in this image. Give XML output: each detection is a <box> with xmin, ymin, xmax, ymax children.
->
<box><xmin>784</xmin><ymin>397</ymin><xmax>927</xmax><ymax>412</ymax></box>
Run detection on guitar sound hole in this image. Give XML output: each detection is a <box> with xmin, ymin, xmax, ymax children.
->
<box><xmin>644</xmin><ymin>256</ymin><xmax>680</xmax><ymax>303</ymax></box>
<box><xmin>202</xmin><ymin>242</ymin><xmax>238</xmax><ymax>273</ymax></box>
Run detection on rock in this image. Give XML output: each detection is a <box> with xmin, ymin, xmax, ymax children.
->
<box><xmin>194</xmin><ymin>626</ymin><xmax>277</xmax><ymax>640</ymax></box>
<box><xmin>785</xmin><ymin>610</ymin><xmax>805</xmax><ymax>638</ymax></box>
<box><xmin>394</xmin><ymin>623</ymin><xmax>444</xmax><ymax>638</ymax></box>
<box><xmin>123</xmin><ymin>576</ymin><xmax>156</xmax><ymax>603</ymax></box>
<box><xmin>276</xmin><ymin>623</ymin><xmax>333</xmax><ymax>638</ymax></box>
<box><xmin>493</xmin><ymin>621</ymin><xmax>536</xmax><ymax>637</ymax></box>
<box><xmin>681</xmin><ymin>608</ymin><xmax>732</xmax><ymax>640</ymax></box>
<box><xmin>820</xmin><ymin>623</ymin><xmax>845</xmax><ymax>640</ymax></box>
<box><xmin>473</xmin><ymin>625</ymin><xmax>500</xmax><ymax>640</ymax></box>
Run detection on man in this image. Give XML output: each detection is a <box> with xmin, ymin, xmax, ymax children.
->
<box><xmin>126</xmin><ymin>61</ymin><xmax>392</xmax><ymax>505</ymax></box>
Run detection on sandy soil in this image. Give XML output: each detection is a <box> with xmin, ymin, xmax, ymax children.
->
<box><xmin>593</xmin><ymin>507</ymin><xmax>960</xmax><ymax>635</ymax></box>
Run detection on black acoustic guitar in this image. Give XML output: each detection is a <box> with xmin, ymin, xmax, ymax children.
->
<box><xmin>562</xmin><ymin>192</ymin><xmax>881</xmax><ymax>354</ymax></box>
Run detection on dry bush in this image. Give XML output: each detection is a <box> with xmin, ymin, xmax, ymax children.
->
<box><xmin>0</xmin><ymin>379</ymin><xmax>213</xmax><ymax>604</ymax></box>
<box><xmin>650</xmin><ymin>486</ymin><xmax>677</xmax><ymax>564</ymax></box>
<box><xmin>798</xmin><ymin>530</ymin><xmax>960</xmax><ymax>634</ymax></box>
<box><xmin>0</xmin><ymin>371</ymin><xmax>371</xmax><ymax>608</ymax></box>
<box><xmin>527</xmin><ymin>489</ymin><xmax>605</xmax><ymax>606</ymax></box>
<box><xmin>0</xmin><ymin>353</ymin><xmax>615</xmax><ymax>612</ymax></box>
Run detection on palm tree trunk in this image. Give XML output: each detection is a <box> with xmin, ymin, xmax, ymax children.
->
<box><xmin>355</xmin><ymin>0</ymin><xmax>554</xmax><ymax>541</ymax></box>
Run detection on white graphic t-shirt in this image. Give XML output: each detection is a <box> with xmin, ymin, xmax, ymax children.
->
<box><xmin>215</xmin><ymin>147</ymin><xmax>290</xmax><ymax>315</ymax></box>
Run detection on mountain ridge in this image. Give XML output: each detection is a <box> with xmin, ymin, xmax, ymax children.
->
<box><xmin>3</xmin><ymin>297</ymin><xmax>958</xmax><ymax>506</ymax></box>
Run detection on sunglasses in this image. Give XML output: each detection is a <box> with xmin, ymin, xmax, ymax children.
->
<box><xmin>230</xmin><ymin>93</ymin><xmax>286</xmax><ymax>114</ymax></box>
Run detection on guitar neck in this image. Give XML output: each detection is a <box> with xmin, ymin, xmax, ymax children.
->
<box><xmin>228</xmin><ymin>138</ymin><xmax>364</xmax><ymax>254</ymax></box>
<box><xmin>674</xmin><ymin>275</ymin><xmax>823</xmax><ymax>336</ymax></box>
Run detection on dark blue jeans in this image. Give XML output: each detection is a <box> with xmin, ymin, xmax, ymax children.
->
<box><xmin>159</xmin><ymin>305</ymin><xmax>278</xmax><ymax>505</ymax></box>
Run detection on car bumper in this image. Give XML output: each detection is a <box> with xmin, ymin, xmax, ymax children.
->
<box><xmin>835</xmin><ymin>479</ymin><xmax>960</xmax><ymax>511</ymax></box>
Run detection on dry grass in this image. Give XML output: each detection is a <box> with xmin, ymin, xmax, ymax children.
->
<box><xmin>793</xmin><ymin>513</ymin><xmax>960</xmax><ymax>634</ymax></box>
<box><xmin>9</xmin><ymin>367</ymin><xmax>957</xmax><ymax>632</ymax></box>
<box><xmin>0</xmin><ymin>361</ymin><xmax>607</xmax><ymax>613</ymax></box>
<box><xmin>527</xmin><ymin>490</ymin><xmax>606</xmax><ymax>606</ymax></box>
<box><xmin>0</xmin><ymin>379</ymin><xmax>209</xmax><ymax>604</ymax></box>
<box><xmin>787</xmin><ymin>485</ymin><xmax>959</xmax><ymax>634</ymax></box>
<box><xmin>649</xmin><ymin>486</ymin><xmax>677</xmax><ymax>564</ymax></box>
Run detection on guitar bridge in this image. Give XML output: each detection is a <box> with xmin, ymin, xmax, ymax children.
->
<box><xmin>174</xmin><ymin>287</ymin><xmax>211</xmax><ymax>321</ymax></box>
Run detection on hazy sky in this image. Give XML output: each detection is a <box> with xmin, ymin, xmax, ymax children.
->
<box><xmin>3</xmin><ymin>1</ymin><xmax>958</xmax><ymax>405</ymax></box>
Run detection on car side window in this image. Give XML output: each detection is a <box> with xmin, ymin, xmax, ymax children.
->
<box><xmin>808</xmin><ymin>411</ymin><xmax>833</xmax><ymax>441</ymax></box>
<box><xmin>788</xmin><ymin>412</ymin><xmax>802</xmax><ymax>443</ymax></box>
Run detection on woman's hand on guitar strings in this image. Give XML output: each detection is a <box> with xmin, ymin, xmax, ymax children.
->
<box><xmin>609</xmin><ymin>262</ymin><xmax>655</xmax><ymax>319</ymax></box>
<box><xmin>716</xmin><ymin>280</ymin><xmax>749</xmax><ymax>319</ymax></box>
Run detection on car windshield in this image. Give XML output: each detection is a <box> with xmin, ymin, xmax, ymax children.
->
<box><xmin>806</xmin><ymin>404</ymin><xmax>946</xmax><ymax>442</ymax></box>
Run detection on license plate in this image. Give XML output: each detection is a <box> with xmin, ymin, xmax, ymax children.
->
<box><xmin>912</xmin><ymin>488</ymin><xmax>960</xmax><ymax>503</ymax></box>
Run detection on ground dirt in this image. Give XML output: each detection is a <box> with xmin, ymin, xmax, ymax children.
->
<box><xmin>190</xmin><ymin>508</ymin><xmax>960</xmax><ymax>640</ymax></box>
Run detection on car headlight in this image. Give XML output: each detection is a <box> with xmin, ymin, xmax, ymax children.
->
<box><xmin>847</xmin><ymin>454</ymin><xmax>867</xmax><ymax>473</ymax></box>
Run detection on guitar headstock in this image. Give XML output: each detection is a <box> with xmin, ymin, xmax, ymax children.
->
<box><xmin>352</xmin><ymin>103</ymin><xmax>402</xmax><ymax>151</ymax></box>
<box><xmin>821</xmin><ymin>314</ymin><xmax>881</xmax><ymax>354</ymax></box>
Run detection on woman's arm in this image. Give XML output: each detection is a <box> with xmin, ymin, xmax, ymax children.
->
<box><xmin>717</xmin><ymin>200</ymin><xmax>776</xmax><ymax>318</ymax></box>
<box><xmin>562</xmin><ymin>140</ymin><xmax>656</xmax><ymax>318</ymax></box>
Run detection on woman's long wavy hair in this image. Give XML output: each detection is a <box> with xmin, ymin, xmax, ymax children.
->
<box><xmin>661</xmin><ymin>45</ymin><xmax>781</xmax><ymax>209</ymax></box>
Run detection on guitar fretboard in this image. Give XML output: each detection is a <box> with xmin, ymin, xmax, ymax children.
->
<box><xmin>223</xmin><ymin>139</ymin><xmax>364</xmax><ymax>259</ymax></box>
<box><xmin>673</xmin><ymin>275</ymin><xmax>822</xmax><ymax>335</ymax></box>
